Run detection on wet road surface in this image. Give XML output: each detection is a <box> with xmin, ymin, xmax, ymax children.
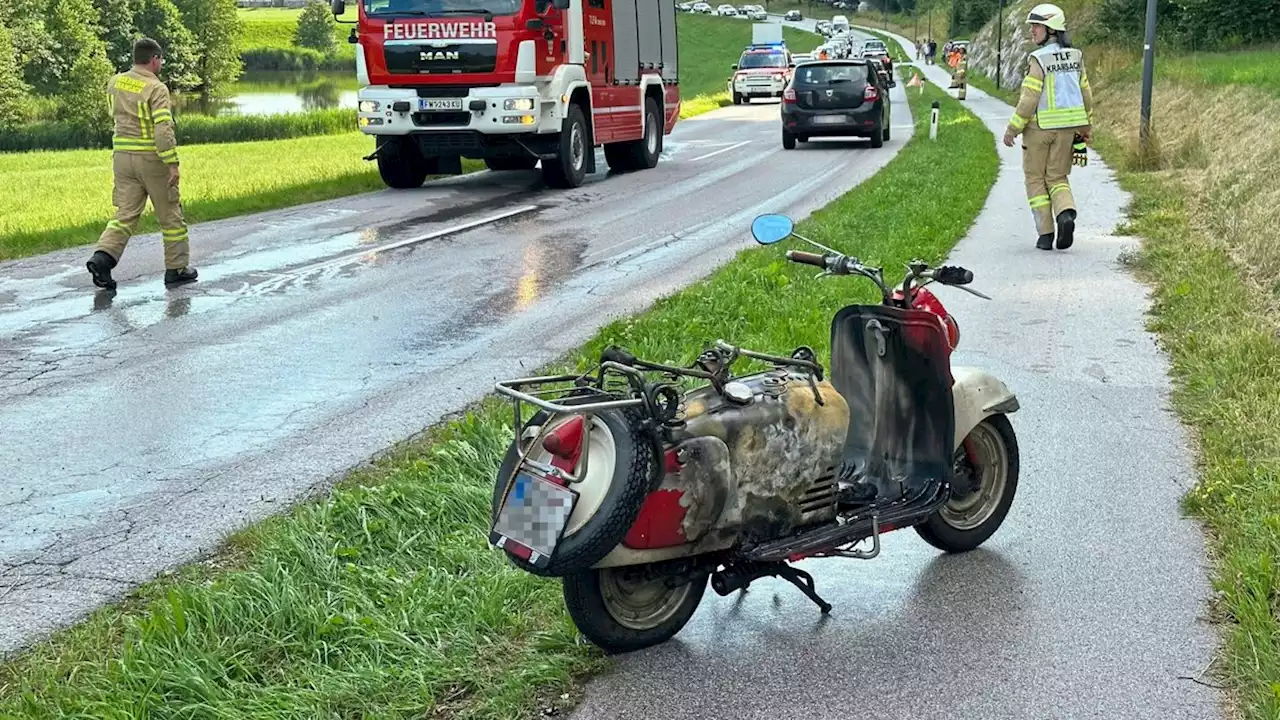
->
<box><xmin>569</xmin><ymin>30</ymin><xmax>1223</xmax><ymax>720</ymax></box>
<box><xmin>0</xmin><ymin>52</ymin><xmax>910</xmax><ymax>654</ymax></box>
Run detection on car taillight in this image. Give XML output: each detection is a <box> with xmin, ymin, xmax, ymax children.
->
<box><xmin>783</xmin><ymin>88</ymin><xmax>796</xmax><ymax>103</ymax></box>
<box><xmin>864</xmin><ymin>84</ymin><xmax>879</xmax><ymax>101</ymax></box>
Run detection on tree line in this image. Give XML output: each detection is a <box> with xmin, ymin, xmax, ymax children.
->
<box><xmin>0</xmin><ymin>0</ymin><xmax>341</xmax><ymax>138</ymax></box>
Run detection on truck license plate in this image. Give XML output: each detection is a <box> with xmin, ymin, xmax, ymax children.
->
<box><xmin>419</xmin><ymin>98</ymin><xmax>464</xmax><ymax>111</ymax></box>
<box><xmin>489</xmin><ymin>470</ymin><xmax>578</xmax><ymax>569</ymax></box>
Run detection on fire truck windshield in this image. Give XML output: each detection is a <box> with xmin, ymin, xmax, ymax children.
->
<box><xmin>738</xmin><ymin>52</ymin><xmax>787</xmax><ymax>69</ymax></box>
<box><xmin>363</xmin><ymin>0</ymin><xmax>520</xmax><ymax>17</ymax></box>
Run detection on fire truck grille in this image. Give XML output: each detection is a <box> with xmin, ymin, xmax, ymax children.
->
<box><xmin>412</xmin><ymin>112</ymin><xmax>471</xmax><ymax>127</ymax></box>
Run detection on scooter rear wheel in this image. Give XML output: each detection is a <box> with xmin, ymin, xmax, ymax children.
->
<box><xmin>915</xmin><ymin>414</ymin><xmax>1019</xmax><ymax>553</ymax></box>
<box><xmin>563</xmin><ymin>564</ymin><xmax>709</xmax><ymax>654</ymax></box>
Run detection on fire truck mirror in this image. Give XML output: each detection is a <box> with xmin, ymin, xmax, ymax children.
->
<box><xmin>553</xmin><ymin>0</ymin><xmax>570</xmax><ymax>9</ymax></box>
<box><xmin>330</xmin><ymin>0</ymin><xmax>345</xmax><ymax>17</ymax></box>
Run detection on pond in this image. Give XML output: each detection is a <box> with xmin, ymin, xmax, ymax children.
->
<box><xmin>174</xmin><ymin>71</ymin><xmax>360</xmax><ymax>117</ymax></box>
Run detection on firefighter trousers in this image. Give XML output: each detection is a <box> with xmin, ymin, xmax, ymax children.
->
<box><xmin>95</xmin><ymin>151</ymin><xmax>189</xmax><ymax>270</ymax></box>
<box><xmin>1021</xmin><ymin>124</ymin><xmax>1078</xmax><ymax>236</ymax></box>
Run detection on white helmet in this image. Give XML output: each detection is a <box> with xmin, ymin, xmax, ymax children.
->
<box><xmin>1026</xmin><ymin>3</ymin><xmax>1067</xmax><ymax>32</ymax></box>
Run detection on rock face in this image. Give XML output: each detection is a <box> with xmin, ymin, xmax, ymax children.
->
<box><xmin>966</xmin><ymin>0</ymin><xmax>1035</xmax><ymax>90</ymax></box>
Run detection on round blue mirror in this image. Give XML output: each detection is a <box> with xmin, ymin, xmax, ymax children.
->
<box><xmin>751</xmin><ymin>214</ymin><xmax>794</xmax><ymax>245</ymax></box>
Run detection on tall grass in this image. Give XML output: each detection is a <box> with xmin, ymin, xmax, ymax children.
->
<box><xmin>0</xmin><ymin>76</ymin><xmax>998</xmax><ymax>719</ymax></box>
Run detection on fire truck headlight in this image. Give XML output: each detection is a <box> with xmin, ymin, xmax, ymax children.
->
<box><xmin>359</xmin><ymin>100</ymin><xmax>380</xmax><ymax>113</ymax></box>
<box><xmin>504</xmin><ymin>98</ymin><xmax>535</xmax><ymax>111</ymax></box>
<box><xmin>503</xmin><ymin>114</ymin><xmax>537</xmax><ymax>125</ymax></box>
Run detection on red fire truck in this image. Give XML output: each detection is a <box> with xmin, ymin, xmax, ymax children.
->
<box><xmin>330</xmin><ymin>0</ymin><xmax>681</xmax><ymax>190</ymax></box>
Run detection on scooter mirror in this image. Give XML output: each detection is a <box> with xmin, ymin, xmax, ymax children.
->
<box><xmin>751</xmin><ymin>214</ymin><xmax>794</xmax><ymax>245</ymax></box>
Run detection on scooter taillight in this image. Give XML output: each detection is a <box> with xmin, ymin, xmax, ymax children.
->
<box><xmin>542</xmin><ymin>416</ymin><xmax>584</xmax><ymax>463</ymax></box>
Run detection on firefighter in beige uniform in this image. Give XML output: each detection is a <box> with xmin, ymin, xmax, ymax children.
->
<box><xmin>87</xmin><ymin>38</ymin><xmax>198</xmax><ymax>290</ymax></box>
<box><xmin>1001</xmin><ymin>4</ymin><xmax>1093</xmax><ymax>251</ymax></box>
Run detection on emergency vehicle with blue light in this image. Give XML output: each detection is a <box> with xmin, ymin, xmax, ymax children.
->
<box><xmin>728</xmin><ymin>24</ymin><xmax>793</xmax><ymax>104</ymax></box>
<box><xmin>331</xmin><ymin>0</ymin><xmax>681</xmax><ymax>190</ymax></box>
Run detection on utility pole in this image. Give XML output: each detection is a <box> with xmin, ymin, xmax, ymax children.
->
<box><xmin>1139</xmin><ymin>0</ymin><xmax>1158</xmax><ymax>155</ymax></box>
<box><xmin>995</xmin><ymin>0</ymin><xmax>1004</xmax><ymax>89</ymax></box>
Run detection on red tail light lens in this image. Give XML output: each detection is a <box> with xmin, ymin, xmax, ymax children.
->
<box><xmin>783</xmin><ymin>88</ymin><xmax>796</xmax><ymax>103</ymax></box>
<box><xmin>864</xmin><ymin>84</ymin><xmax>879</xmax><ymax>101</ymax></box>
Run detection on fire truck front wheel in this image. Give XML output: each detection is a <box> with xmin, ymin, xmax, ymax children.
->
<box><xmin>542</xmin><ymin>104</ymin><xmax>589</xmax><ymax>189</ymax></box>
<box><xmin>376</xmin><ymin>138</ymin><xmax>429</xmax><ymax>189</ymax></box>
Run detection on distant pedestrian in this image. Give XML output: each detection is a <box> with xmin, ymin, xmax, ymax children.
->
<box><xmin>87</xmin><ymin>37</ymin><xmax>198</xmax><ymax>291</ymax></box>
<box><xmin>1002</xmin><ymin>3</ymin><xmax>1094</xmax><ymax>251</ymax></box>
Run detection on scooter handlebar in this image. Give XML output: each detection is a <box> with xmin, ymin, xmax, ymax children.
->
<box><xmin>786</xmin><ymin>250</ymin><xmax>828</xmax><ymax>268</ymax></box>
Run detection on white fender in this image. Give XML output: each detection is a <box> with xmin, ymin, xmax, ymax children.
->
<box><xmin>951</xmin><ymin>365</ymin><xmax>1020</xmax><ymax>449</ymax></box>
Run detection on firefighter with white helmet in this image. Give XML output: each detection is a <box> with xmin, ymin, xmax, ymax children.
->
<box><xmin>1002</xmin><ymin>3</ymin><xmax>1094</xmax><ymax>251</ymax></box>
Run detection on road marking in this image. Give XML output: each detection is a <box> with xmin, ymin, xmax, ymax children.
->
<box><xmin>249</xmin><ymin>205</ymin><xmax>539</xmax><ymax>293</ymax></box>
<box><xmin>688</xmin><ymin>140</ymin><xmax>752</xmax><ymax>162</ymax></box>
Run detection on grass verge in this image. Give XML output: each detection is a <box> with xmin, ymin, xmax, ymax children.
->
<box><xmin>1</xmin><ymin>14</ymin><xmax>811</xmax><ymax>262</ymax></box>
<box><xmin>0</xmin><ymin>76</ymin><xmax>997</xmax><ymax>718</ymax></box>
<box><xmin>0</xmin><ymin>133</ymin><xmax>479</xmax><ymax>262</ymax></box>
<box><xmin>1084</xmin><ymin>60</ymin><xmax>1280</xmax><ymax>718</ymax></box>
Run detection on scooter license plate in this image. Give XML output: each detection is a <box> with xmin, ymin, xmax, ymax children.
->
<box><xmin>489</xmin><ymin>470</ymin><xmax>578</xmax><ymax>569</ymax></box>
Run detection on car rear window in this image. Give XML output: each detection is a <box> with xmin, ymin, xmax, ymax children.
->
<box><xmin>793</xmin><ymin>63</ymin><xmax>869</xmax><ymax>84</ymax></box>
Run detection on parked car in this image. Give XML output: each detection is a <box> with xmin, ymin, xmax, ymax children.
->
<box><xmin>716</xmin><ymin>3</ymin><xmax>738</xmax><ymax>15</ymax></box>
<box><xmin>692</xmin><ymin>1</ymin><xmax>712</xmax><ymax>11</ymax></box>
<box><xmin>780</xmin><ymin>58</ymin><xmax>891</xmax><ymax>150</ymax></box>
<box><xmin>785</xmin><ymin>9</ymin><xmax>802</xmax><ymax>20</ymax></box>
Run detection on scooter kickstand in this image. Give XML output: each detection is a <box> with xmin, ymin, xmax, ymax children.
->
<box><xmin>776</xmin><ymin>565</ymin><xmax>833</xmax><ymax>614</ymax></box>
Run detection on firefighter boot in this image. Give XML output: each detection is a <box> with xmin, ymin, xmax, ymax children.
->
<box><xmin>87</xmin><ymin>251</ymin><xmax>118</xmax><ymax>290</ymax></box>
<box><xmin>164</xmin><ymin>267</ymin><xmax>199</xmax><ymax>286</ymax></box>
<box><xmin>1056</xmin><ymin>209</ymin><xmax>1077</xmax><ymax>249</ymax></box>
<box><xmin>1036</xmin><ymin>233</ymin><xmax>1055</xmax><ymax>250</ymax></box>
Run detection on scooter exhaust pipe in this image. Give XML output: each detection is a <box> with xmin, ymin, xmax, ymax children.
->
<box><xmin>710</xmin><ymin>565</ymin><xmax>751</xmax><ymax>596</ymax></box>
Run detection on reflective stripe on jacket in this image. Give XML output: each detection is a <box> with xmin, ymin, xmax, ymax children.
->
<box><xmin>106</xmin><ymin>67</ymin><xmax>179</xmax><ymax>165</ymax></box>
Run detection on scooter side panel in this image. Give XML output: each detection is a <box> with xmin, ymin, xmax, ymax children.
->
<box><xmin>589</xmin><ymin>371</ymin><xmax>849</xmax><ymax>569</ymax></box>
<box><xmin>951</xmin><ymin>365</ymin><xmax>1019</xmax><ymax>449</ymax></box>
<box><xmin>830</xmin><ymin>304</ymin><xmax>956</xmax><ymax>499</ymax></box>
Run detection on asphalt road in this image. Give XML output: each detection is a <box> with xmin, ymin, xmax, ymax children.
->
<box><xmin>569</xmin><ymin>28</ymin><xmax>1224</xmax><ymax>720</ymax></box>
<box><xmin>0</xmin><ymin>28</ymin><xmax>905</xmax><ymax>656</ymax></box>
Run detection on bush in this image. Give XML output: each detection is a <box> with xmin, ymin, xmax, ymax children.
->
<box><xmin>241</xmin><ymin>46</ymin><xmax>353</xmax><ymax>71</ymax></box>
<box><xmin>0</xmin><ymin>108</ymin><xmax>356</xmax><ymax>152</ymax></box>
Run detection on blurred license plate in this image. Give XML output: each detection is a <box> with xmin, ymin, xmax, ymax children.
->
<box><xmin>489</xmin><ymin>471</ymin><xmax>578</xmax><ymax>567</ymax></box>
<box><xmin>419</xmin><ymin>98</ymin><xmax>463</xmax><ymax>111</ymax></box>
<box><xmin>814</xmin><ymin>115</ymin><xmax>847</xmax><ymax>124</ymax></box>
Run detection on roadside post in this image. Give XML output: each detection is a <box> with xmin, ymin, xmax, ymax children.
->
<box><xmin>1139</xmin><ymin>0</ymin><xmax>1158</xmax><ymax>156</ymax></box>
<box><xmin>930</xmin><ymin>100</ymin><xmax>939</xmax><ymax>140</ymax></box>
<box><xmin>995</xmin><ymin>0</ymin><xmax>1005</xmax><ymax>90</ymax></box>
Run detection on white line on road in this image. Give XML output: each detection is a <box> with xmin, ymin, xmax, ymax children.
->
<box><xmin>288</xmin><ymin>205</ymin><xmax>539</xmax><ymax>276</ymax></box>
<box><xmin>688</xmin><ymin>140</ymin><xmax>752</xmax><ymax>162</ymax></box>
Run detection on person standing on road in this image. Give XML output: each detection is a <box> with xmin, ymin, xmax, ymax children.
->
<box><xmin>951</xmin><ymin>46</ymin><xmax>969</xmax><ymax>100</ymax></box>
<box><xmin>86</xmin><ymin>37</ymin><xmax>199</xmax><ymax>291</ymax></box>
<box><xmin>1002</xmin><ymin>3</ymin><xmax>1094</xmax><ymax>251</ymax></box>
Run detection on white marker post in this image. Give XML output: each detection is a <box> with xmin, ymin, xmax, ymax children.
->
<box><xmin>929</xmin><ymin>100</ymin><xmax>939</xmax><ymax>140</ymax></box>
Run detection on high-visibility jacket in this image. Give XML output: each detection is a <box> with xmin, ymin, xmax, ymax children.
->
<box><xmin>106</xmin><ymin>66</ymin><xmax>180</xmax><ymax>165</ymax></box>
<box><xmin>1006</xmin><ymin>42</ymin><xmax>1093</xmax><ymax>136</ymax></box>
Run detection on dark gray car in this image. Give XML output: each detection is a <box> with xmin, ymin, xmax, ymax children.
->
<box><xmin>780</xmin><ymin>59</ymin><xmax>891</xmax><ymax>149</ymax></box>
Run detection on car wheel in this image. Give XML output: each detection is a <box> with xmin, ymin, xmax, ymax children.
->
<box><xmin>782</xmin><ymin>129</ymin><xmax>796</xmax><ymax>150</ymax></box>
<box><xmin>870</xmin><ymin>119</ymin><xmax>884</xmax><ymax>148</ymax></box>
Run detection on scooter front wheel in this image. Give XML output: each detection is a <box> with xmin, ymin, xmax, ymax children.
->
<box><xmin>563</xmin><ymin>565</ymin><xmax>709</xmax><ymax>654</ymax></box>
<box><xmin>915</xmin><ymin>413</ymin><xmax>1019</xmax><ymax>553</ymax></box>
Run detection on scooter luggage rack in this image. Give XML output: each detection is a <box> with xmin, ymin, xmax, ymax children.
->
<box><xmin>495</xmin><ymin>360</ymin><xmax>669</xmax><ymax>484</ymax></box>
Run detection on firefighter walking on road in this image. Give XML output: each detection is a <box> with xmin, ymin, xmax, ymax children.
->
<box><xmin>1002</xmin><ymin>4</ymin><xmax>1094</xmax><ymax>251</ymax></box>
<box><xmin>87</xmin><ymin>37</ymin><xmax>198</xmax><ymax>290</ymax></box>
